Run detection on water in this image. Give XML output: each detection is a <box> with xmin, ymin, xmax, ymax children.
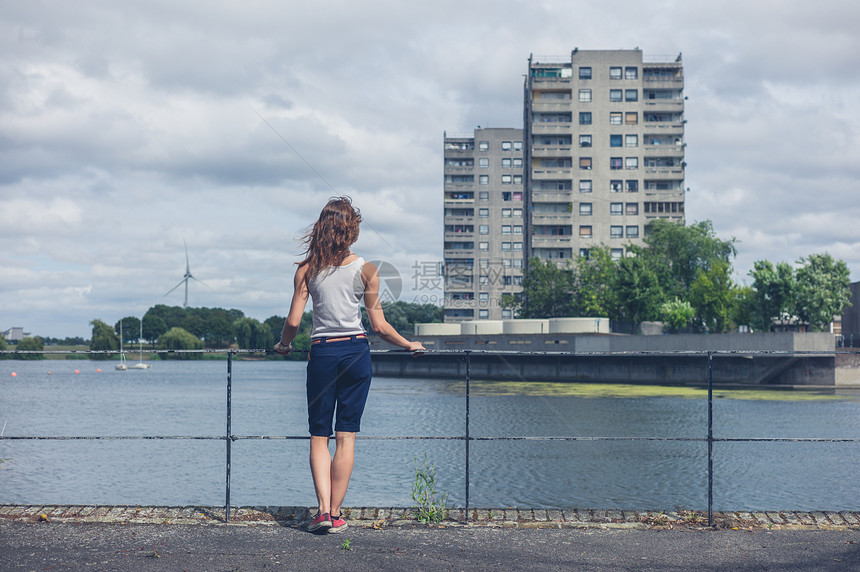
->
<box><xmin>1</xmin><ymin>359</ymin><xmax>858</xmax><ymax>511</ymax></box>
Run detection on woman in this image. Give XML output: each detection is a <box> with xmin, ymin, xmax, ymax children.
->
<box><xmin>275</xmin><ymin>196</ymin><xmax>425</xmax><ymax>533</ymax></box>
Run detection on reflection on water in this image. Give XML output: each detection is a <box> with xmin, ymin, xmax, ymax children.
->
<box><xmin>1</xmin><ymin>360</ymin><xmax>858</xmax><ymax>511</ymax></box>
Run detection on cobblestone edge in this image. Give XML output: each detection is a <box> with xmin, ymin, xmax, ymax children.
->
<box><xmin>2</xmin><ymin>505</ymin><xmax>859</xmax><ymax>530</ymax></box>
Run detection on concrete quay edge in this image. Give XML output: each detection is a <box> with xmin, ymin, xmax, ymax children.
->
<box><xmin>2</xmin><ymin>504</ymin><xmax>859</xmax><ymax>530</ymax></box>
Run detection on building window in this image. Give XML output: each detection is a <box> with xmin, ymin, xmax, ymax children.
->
<box><xmin>579</xmin><ymin>157</ymin><xmax>592</xmax><ymax>170</ymax></box>
<box><xmin>610</xmin><ymin>89</ymin><xmax>623</xmax><ymax>102</ymax></box>
<box><xmin>610</xmin><ymin>202</ymin><xmax>623</xmax><ymax>215</ymax></box>
<box><xmin>479</xmin><ymin>242</ymin><xmax>489</xmax><ymax>252</ymax></box>
<box><xmin>579</xmin><ymin>248</ymin><xmax>591</xmax><ymax>259</ymax></box>
<box><xmin>579</xmin><ymin>134</ymin><xmax>592</xmax><ymax>147</ymax></box>
<box><xmin>611</xmin><ymin>248</ymin><xmax>623</xmax><ymax>261</ymax></box>
<box><xmin>579</xmin><ymin>180</ymin><xmax>592</xmax><ymax>193</ymax></box>
<box><xmin>479</xmin><ymin>191</ymin><xmax>489</xmax><ymax>201</ymax></box>
<box><xmin>513</xmin><ymin>141</ymin><xmax>523</xmax><ymax>151</ymax></box>
<box><xmin>626</xmin><ymin>225</ymin><xmax>639</xmax><ymax>238</ymax></box>
<box><xmin>579</xmin><ymin>225</ymin><xmax>593</xmax><ymax>238</ymax></box>
<box><xmin>502</xmin><ymin>208</ymin><xmax>511</xmax><ymax>218</ymax></box>
<box><xmin>625</xmin><ymin>157</ymin><xmax>638</xmax><ymax>170</ymax></box>
<box><xmin>502</xmin><ymin>192</ymin><xmax>511</xmax><ymax>201</ymax></box>
<box><xmin>579</xmin><ymin>203</ymin><xmax>592</xmax><ymax>216</ymax></box>
<box><xmin>610</xmin><ymin>134</ymin><xmax>622</xmax><ymax>147</ymax></box>
<box><xmin>502</xmin><ymin>158</ymin><xmax>512</xmax><ymax>167</ymax></box>
<box><xmin>501</xmin><ymin>175</ymin><xmax>512</xmax><ymax>184</ymax></box>
<box><xmin>625</xmin><ymin>112</ymin><xmax>638</xmax><ymax>125</ymax></box>
<box><xmin>501</xmin><ymin>242</ymin><xmax>512</xmax><ymax>252</ymax></box>
<box><xmin>610</xmin><ymin>157</ymin><xmax>623</xmax><ymax>170</ymax></box>
<box><xmin>479</xmin><ymin>141</ymin><xmax>489</xmax><ymax>151</ymax></box>
<box><xmin>479</xmin><ymin>309</ymin><xmax>489</xmax><ymax>319</ymax></box>
<box><xmin>513</xmin><ymin>158</ymin><xmax>523</xmax><ymax>167</ymax></box>
<box><xmin>609</xmin><ymin>66</ymin><xmax>622</xmax><ymax>80</ymax></box>
<box><xmin>513</xmin><ymin>175</ymin><xmax>523</xmax><ymax>184</ymax></box>
<box><xmin>579</xmin><ymin>66</ymin><xmax>592</xmax><ymax>79</ymax></box>
<box><xmin>479</xmin><ymin>158</ymin><xmax>489</xmax><ymax>168</ymax></box>
<box><xmin>513</xmin><ymin>225</ymin><xmax>523</xmax><ymax>235</ymax></box>
<box><xmin>502</xmin><ymin>309</ymin><xmax>512</xmax><ymax>319</ymax></box>
<box><xmin>479</xmin><ymin>208</ymin><xmax>489</xmax><ymax>217</ymax></box>
<box><xmin>626</xmin><ymin>89</ymin><xmax>638</xmax><ymax>102</ymax></box>
<box><xmin>579</xmin><ymin>112</ymin><xmax>592</xmax><ymax>125</ymax></box>
<box><xmin>513</xmin><ymin>258</ymin><xmax>523</xmax><ymax>268</ymax></box>
<box><xmin>479</xmin><ymin>175</ymin><xmax>489</xmax><ymax>185</ymax></box>
<box><xmin>513</xmin><ymin>208</ymin><xmax>523</xmax><ymax>217</ymax></box>
<box><xmin>513</xmin><ymin>192</ymin><xmax>522</xmax><ymax>201</ymax></box>
<box><xmin>501</xmin><ymin>141</ymin><xmax>512</xmax><ymax>151</ymax></box>
<box><xmin>610</xmin><ymin>180</ymin><xmax>622</xmax><ymax>193</ymax></box>
<box><xmin>479</xmin><ymin>225</ymin><xmax>489</xmax><ymax>235</ymax></box>
<box><xmin>479</xmin><ymin>275</ymin><xmax>489</xmax><ymax>285</ymax></box>
<box><xmin>625</xmin><ymin>134</ymin><xmax>638</xmax><ymax>148</ymax></box>
<box><xmin>512</xmin><ymin>242</ymin><xmax>522</xmax><ymax>252</ymax></box>
<box><xmin>610</xmin><ymin>225</ymin><xmax>623</xmax><ymax>239</ymax></box>
<box><xmin>479</xmin><ymin>258</ymin><xmax>489</xmax><ymax>269</ymax></box>
<box><xmin>625</xmin><ymin>203</ymin><xmax>639</xmax><ymax>216</ymax></box>
<box><xmin>625</xmin><ymin>66</ymin><xmax>638</xmax><ymax>80</ymax></box>
<box><xmin>512</xmin><ymin>275</ymin><xmax>523</xmax><ymax>285</ymax></box>
<box><xmin>626</xmin><ymin>180</ymin><xmax>639</xmax><ymax>192</ymax></box>
<box><xmin>501</xmin><ymin>225</ymin><xmax>512</xmax><ymax>235</ymax></box>
<box><xmin>579</xmin><ymin>89</ymin><xmax>592</xmax><ymax>102</ymax></box>
<box><xmin>610</xmin><ymin>112</ymin><xmax>622</xmax><ymax>125</ymax></box>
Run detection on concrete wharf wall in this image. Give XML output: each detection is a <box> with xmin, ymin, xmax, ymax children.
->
<box><xmin>369</xmin><ymin>332</ymin><xmax>850</xmax><ymax>386</ymax></box>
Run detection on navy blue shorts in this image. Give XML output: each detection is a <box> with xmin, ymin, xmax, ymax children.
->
<box><xmin>306</xmin><ymin>335</ymin><xmax>372</xmax><ymax>437</ymax></box>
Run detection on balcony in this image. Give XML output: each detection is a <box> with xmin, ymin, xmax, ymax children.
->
<box><xmin>531</xmin><ymin>122</ymin><xmax>572</xmax><ymax>135</ymax></box>
<box><xmin>531</xmin><ymin>145</ymin><xmax>573</xmax><ymax>158</ymax></box>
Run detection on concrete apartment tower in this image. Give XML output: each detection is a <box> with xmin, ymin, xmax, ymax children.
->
<box><xmin>525</xmin><ymin>49</ymin><xmax>686</xmax><ymax>262</ymax></box>
<box><xmin>443</xmin><ymin>128</ymin><xmax>525</xmax><ymax>321</ymax></box>
<box><xmin>442</xmin><ymin>49</ymin><xmax>684</xmax><ymax>322</ymax></box>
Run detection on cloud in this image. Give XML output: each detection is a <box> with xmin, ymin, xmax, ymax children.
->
<box><xmin>1</xmin><ymin>0</ymin><xmax>859</xmax><ymax>338</ymax></box>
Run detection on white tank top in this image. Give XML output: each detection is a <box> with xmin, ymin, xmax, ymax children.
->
<box><xmin>308</xmin><ymin>257</ymin><xmax>366</xmax><ymax>338</ymax></box>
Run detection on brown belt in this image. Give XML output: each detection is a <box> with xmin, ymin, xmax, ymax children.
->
<box><xmin>311</xmin><ymin>334</ymin><xmax>367</xmax><ymax>345</ymax></box>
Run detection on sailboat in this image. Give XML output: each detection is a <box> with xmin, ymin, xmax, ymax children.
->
<box><xmin>115</xmin><ymin>321</ymin><xmax>127</xmax><ymax>370</ymax></box>
<box><xmin>129</xmin><ymin>321</ymin><xmax>151</xmax><ymax>369</ymax></box>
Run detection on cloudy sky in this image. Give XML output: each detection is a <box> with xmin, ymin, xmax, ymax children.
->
<box><xmin>2</xmin><ymin>0</ymin><xmax>859</xmax><ymax>339</ymax></box>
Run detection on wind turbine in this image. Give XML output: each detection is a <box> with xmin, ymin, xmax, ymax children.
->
<box><xmin>165</xmin><ymin>240</ymin><xmax>213</xmax><ymax>308</ymax></box>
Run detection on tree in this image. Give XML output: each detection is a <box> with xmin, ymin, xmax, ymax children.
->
<box><xmin>637</xmin><ymin>219</ymin><xmax>737</xmax><ymax>301</ymax></box>
<box><xmin>142</xmin><ymin>314</ymin><xmax>167</xmax><ymax>347</ymax></box>
<box><xmin>689</xmin><ymin>261</ymin><xmax>735</xmax><ymax>333</ymax></box>
<box><xmin>794</xmin><ymin>253</ymin><xmax>852</xmax><ymax>332</ymax></box>
<box><xmin>233</xmin><ymin>318</ymin><xmax>273</xmax><ymax>351</ymax></box>
<box><xmin>573</xmin><ymin>246</ymin><xmax>615</xmax><ymax>316</ymax></box>
<box><xmin>114</xmin><ymin>316</ymin><xmax>141</xmax><ymax>345</ymax></box>
<box><xmin>749</xmin><ymin>260</ymin><xmax>796</xmax><ymax>332</ymax></box>
<box><xmin>0</xmin><ymin>336</ymin><xmax>8</xmax><ymax>359</ymax></box>
<box><xmin>15</xmin><ymin>336</ymin><xmax>45</xmax><ymax>359</ymax></box>
<box><xmin>264</xmin><ymin>315</ymin><xmax>286</xmax><ymax>342</ymax></box>
<box><xmin>659</xmin><ymin>298</ymin><xmax>695</xmax><ymax>333</ymax></box>
<box><xmin>157</xmin><ymin>327</ymin><xmax>204</xmax><ymax>359</ymax></box>
<box><xmin>90</xmin><ymin>319</ymin><xmax>119</xmax><ymax>360</ymax></box>
<box><xmin>609</xmin><ymin>255</ymin><xmax>663</xmax><ymax>332</ymax></box>
<box><xmin>504</xmin><ymin>257</ymin><xmax>574</xmax><ymax>318</ymax></box>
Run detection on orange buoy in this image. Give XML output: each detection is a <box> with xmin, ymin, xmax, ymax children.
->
<box><xmin>74</xmin><ymin>370</ymin><xmax>80</xmax><ymax>374</ymax></box>
<box><xmin>10</xmin><ymin>372</ymin><xmax>16</xmax><ymax>377</ymax></box>
<box><xmin>96</xmin><ymin>369</ymin><xmax>101</xmax><ymax>373</ymax></box>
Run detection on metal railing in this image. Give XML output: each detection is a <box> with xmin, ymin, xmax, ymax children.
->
<box><xmin>2</xmin><ymin>348</ymin><xmax>859</xmax><ymax>526</ymax></box>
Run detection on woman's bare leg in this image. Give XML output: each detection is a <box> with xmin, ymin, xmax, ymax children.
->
<box><xmin>309</xmin><ymin>435</ymin><xmax>332</xmax><ymax>514</ymax></box>
<box><xmin>330</xmin><ymin>431</ymin><xmax>355</xmax><ymax>516</ymax></box>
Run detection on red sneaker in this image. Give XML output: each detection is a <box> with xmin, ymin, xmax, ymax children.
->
<box><xmin>329</xmin><ymin>514</ymin><xmax>348</xmax><ymax>533</ymax></box>
<box><xmin>308</xmin><ymin>512</ymin><xmax>331</xmax><ymax>532</ymax></box>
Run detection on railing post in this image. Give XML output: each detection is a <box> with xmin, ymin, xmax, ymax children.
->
<box><xmin>464</xmin><ymin>350</ymin><xmax>471</xmax><ymax>523</ymax></box>
<box><xmin>225</xmin><ymin>351</ymin><xmax>233</xmax><ymax>523</ymax></box>
<box><xmin>707</xmin><ymin>350</ymin><xmax>713</xmax><ymax>527</ymax></box>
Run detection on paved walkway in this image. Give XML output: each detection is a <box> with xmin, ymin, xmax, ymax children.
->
<box><xmin>1</xmin><ymin>506</ymin><xmax>859</xmax><ymax>571</ymax></box>
<box><xmin>2</xmin><ymin>504</ymin><xmax>859</xmax><ymax>529</ymax></box>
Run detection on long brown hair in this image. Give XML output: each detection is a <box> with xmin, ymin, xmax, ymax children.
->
<box><xmin>298</xmin><ymin>196</ymin><xmax>362</xmax><ymax>280</ymax></box>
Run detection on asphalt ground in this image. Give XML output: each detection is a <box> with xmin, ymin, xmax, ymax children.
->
<box><xmin>1</xmin><ymin>520</ymin><xmax>859</xmax><ymax>571</ymax></box>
